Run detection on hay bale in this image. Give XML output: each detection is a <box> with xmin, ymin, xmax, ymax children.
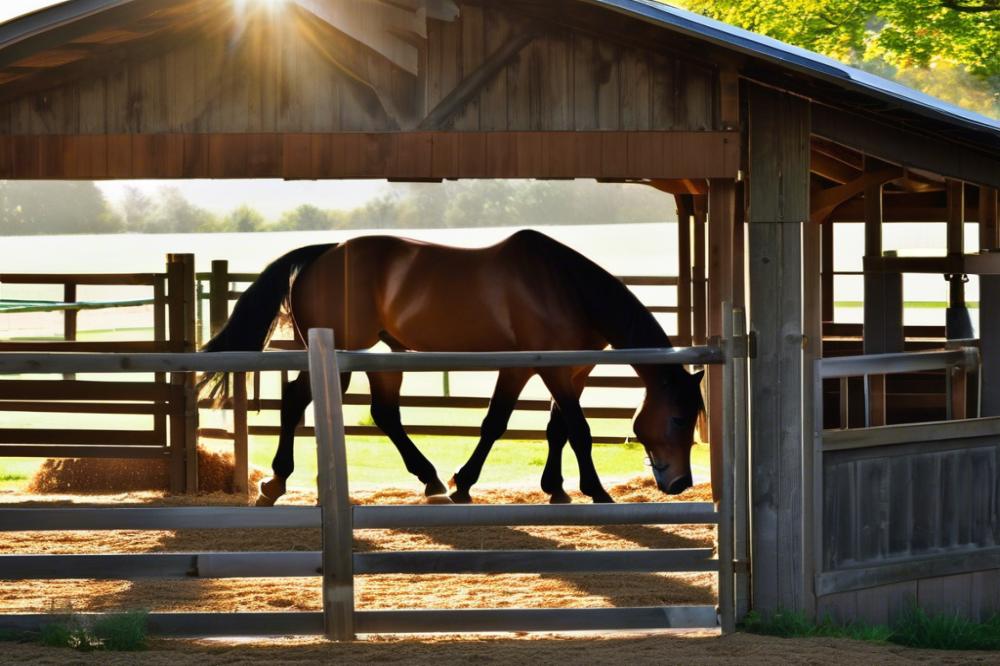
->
<box><xmin>28</xmin><ymin>448</ymin><xmax>264</xmax><ymax>495</ymax></box>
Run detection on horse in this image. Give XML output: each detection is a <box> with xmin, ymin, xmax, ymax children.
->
<box><xmin>200</xmin><ymin>229</ymin><xmax>705</xmax><ymax>506</ymax></box>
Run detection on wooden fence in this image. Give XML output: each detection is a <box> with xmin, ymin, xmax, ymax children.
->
<box><xmin>812</xmin><ymin>347</ymin><xmax>1000</xmax><ymax>623</ymax></box>
<box><xmin>0</xmin><ymin>309</ymin><xmax>748</xmax><ymax>638</ymax></box>
<box><xmin>0</xmin><ymin>254</ymin><xmax>198</xmax><ymax>492</ymax></box>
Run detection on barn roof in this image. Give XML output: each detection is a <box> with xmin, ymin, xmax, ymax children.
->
<box><xmin>588</xmin><ymin>0</ymin><xmax>999</xmax><ymax>142</ymax></box>
<box><xmin>0</xmin><ymin>0</ymin><xmax>997</xmax><ymax>150</ymax></box>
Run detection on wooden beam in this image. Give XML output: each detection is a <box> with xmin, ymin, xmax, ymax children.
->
<box><xmin>708</xmin><ymin>178</ymin><xmax>736</xmax><ymax>500</ymax></box>
<box><xmin>811</xmin><ymin>166</ymin><xmax>903</xmax><ymax>223</ymax></box>
<box><xmin>418</xmin><ymin>30</ymin><xmax>536</xmax><ymax>130</ymax></box>
<box><xmin>292</xmin><ymin>0</ymin><xmax>434</xmax><ymax>76</ymax></box>
<box><xmin>981</xmin><ymin>186</ymin><xmax>1000</xmax><ymax>417</ymax></box>
<box><xmin>811</xmin><ymin>150</ymin><xmax>859</xmax><ymax>184</ymax></box>
<box><xmin>812</xmin><ymin>103</ymin><xmax>1000</xmax><ymax>189</ymax></box>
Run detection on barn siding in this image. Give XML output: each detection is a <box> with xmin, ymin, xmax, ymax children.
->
<box><xmin>0</xmin><ymin>3</ymin><xmax>719</xmax><ymax>136</ymax></box>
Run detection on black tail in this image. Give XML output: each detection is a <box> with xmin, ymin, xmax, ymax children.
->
<box><xmin>199</xmin><ymin>243</ymin><xmax>335</xmax><ymax>399</ymax></box>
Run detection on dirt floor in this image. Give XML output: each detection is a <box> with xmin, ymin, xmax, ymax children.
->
<box><xmin>3</xmin><ymin>477</ymin><xmax>996</xmax><ymax>663</ymax></box>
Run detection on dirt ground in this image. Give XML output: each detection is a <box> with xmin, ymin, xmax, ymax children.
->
<box><xmin>2</xmin><ymin>477</ymin><xmax>994</xmax><ymax>663</ymax></box>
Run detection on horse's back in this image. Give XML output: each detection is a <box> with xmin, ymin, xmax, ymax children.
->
<box><xmin>290</xmin><ymin>232</ymin><xmax>602</xmax><ymax>352</ymax></box>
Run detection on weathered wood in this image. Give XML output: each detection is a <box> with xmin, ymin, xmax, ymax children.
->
<box><xmin>0</xmin><ymin>131</ymin><xmax>740</xmax><ymax>180</ymax></box>
<box><xmin>821</xmin><ymin>416</ymin><xmax>1000</xmax><ymax>452</ymax></box>
<box><xmin>811</xmin><ymin>104</ymin><xmax>1000</xmax><ymax>189</ymax></box>
<box><xmin>747</xmin><ymin>84</ymin><xmax>810</xmax><ymax>614</ymax></box>
<box><xmin>708</xmin><ymin>181</ymin><xmax>735</xmax><ymax>499</ymax></box>
<box><xmin>232</xmin><ymin>372</ymin><xmax>249</xmax><ymax>497</ymax></box>
<box><xmin>0</xmin><ymin>606</ymin><xmax>719</xmax><ymax>637</ymax></box>
<box><xmin>307</xmin><ymin>328</ymin><xmax>354</xmax><ymax>641</ymax></box>
<box><xmin>676</xmin><ymin>196</ymin><xmax>693</xmax><ymax>346</ymax></box>
<box><xmin>980</xmin><ymin>188</ymin><xmax>1000</xmax><ymax>418</ymax></box>
<box><xmin>209</xmin><ymin>259</ymin><xmax>229</xmax><ymax>338</ymax></box>
<box><xmin>354</xmin><ymin>548</ymin><xmax>717</xmax><ymax>575</ymax></box>
<box><xmin>0</xmin><ymin>506</ymin><xmax>320</xmax><ymax>532</ymax></box>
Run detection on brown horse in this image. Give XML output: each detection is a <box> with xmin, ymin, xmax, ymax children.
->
<box><xmin>201</xmin><ymin>230</ymin><xmax>704</xmax><ymax>506</ymax></box>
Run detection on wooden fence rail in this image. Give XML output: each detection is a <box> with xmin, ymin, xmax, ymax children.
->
<box><xmin>0</xmin><ymin>256</ymin><xmax>197</xmax><ymax>492</ymax></box>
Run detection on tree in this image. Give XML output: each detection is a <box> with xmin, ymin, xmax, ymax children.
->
<box><xmin>674</xmin><ymin>0</ymin><xmax>999</xmax><ymax>116</ymax></box>
<box><xmin>151</xmin><ymin>187</ymin><xmax>217</xmax><ymax>233</ymax></box>
<box><xmin>224</xmin><ymin>205</ymin><xmax>266</xmax><ymax>232</ymax></box>
<box><xmin>278</xmin><ymin>204</ymin><xmax>332</xmax><ymax>231</ymax></box>
<box><xmin>0</xmin><ymin>181</ymin><xmax>121</xmax><ymax>235</ymax></box>
<box><xmin>121</xmin><ymin>186</ymin><xmax>155</xmax><ymax>233</ymax></box>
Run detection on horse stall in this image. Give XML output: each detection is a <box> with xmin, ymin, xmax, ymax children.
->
<box><xmin>0</xmin><ymin>0</ymin><xmax>998</xmax><ymax>647</ymax></box>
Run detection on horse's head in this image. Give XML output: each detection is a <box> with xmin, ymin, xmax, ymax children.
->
<box><xmin>632</xmin><ymin>367</ymin><xmax>705</xmax><ymax>495</ymax></box>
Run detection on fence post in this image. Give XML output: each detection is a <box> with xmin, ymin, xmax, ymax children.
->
<box><xmin>731</xmin><ymin>306</ymin><xmax>750</xmax><ymax>622</ymax></box>
<box><xmin>209</xmin><ymin>260</ymin><xmax>230</xmax><ymax>338</ymax></box>
<box><xmin>168</xmin><ymin>253</ymin><xmax>198</xmax><ymax>494</ymax></box>
<box><xmin>233</xmin><ymin>372</ymin><xmax>249</xmax><ymax>497</ymax></box>
<box><xmin>308</xmin><ymin>328</ymin><xmax>355</xmax><ymax>641</ymax></box>
<box><xmin>62</xmin><ymin>283</ymin><xmax>77</xmax><ymax>381</ymax></box>
<box><xmin>719</xmin><ymin>302</ymin><xmax>735</xmax><ymax>633</ymax></box>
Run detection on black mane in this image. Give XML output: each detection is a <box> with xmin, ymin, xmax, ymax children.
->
<box><xmin>533</xmin><ymin>230</ymin><xmax>673</xmax><ymax>351</ymax></box>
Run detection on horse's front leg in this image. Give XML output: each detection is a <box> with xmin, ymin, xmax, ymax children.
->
<box><xmin>540</xmin><ymin>370</ymin><xmax>613</xmax><ymax>504</ymax></box>
<box><xmin>368</xmin><ymin>371</ymin><xmax>447</xmax><ymax>497</ymax></box>
<box><xmin>450</xmin><ymin>369</ymin><xmax>532</xmax><ymax>504</ymax></box>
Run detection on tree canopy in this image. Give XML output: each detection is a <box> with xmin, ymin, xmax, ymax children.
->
<box><xmin>674</xmin><ymin>0</ymin><xmax>999</xmax><ymax>116</ymax></box>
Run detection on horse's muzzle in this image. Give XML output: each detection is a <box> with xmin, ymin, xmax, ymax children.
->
<box><xmin>664</xmin><ymin>473</ymin><xmax>693</xmax><ymax>495</ymax></box>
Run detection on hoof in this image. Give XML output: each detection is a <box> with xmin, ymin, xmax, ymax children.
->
<box><xmin>449</xmin><ymin>489</ymin><xmax>473</xmax><ymax>504</ymax></box>
<box><xmin>426</xmin><ymin>494</ymin><xmax>454</xmax><ymax>505</ymax></box>
<box><xmin>255</xmin><ymin>477</ymin><xmax>286</xmax><ymax>507</ymax></box>
<box><xmin>549</xmin><ymin>491</ymin><xmax>572</xmax><ymax>505</ymax></box>
<box><xmin>425</xmin><ymin>479</ymin><xmax>448</xmax><ymax>497</ymax></box>
<box><xmin>591</xmin><ymin>493</ymin><xmax>615</xmax><ymax>504</ymax></box>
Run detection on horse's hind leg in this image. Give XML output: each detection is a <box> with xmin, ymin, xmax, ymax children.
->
<box><xmin>540</xmin><ymin>369</ymin><xmax>588</xmax><ymax>505</ymax></box>
<box><xmin>541</xmin><ymin>403</ymin><xmax>572</xmax><ymax>505</ymax></box>
<box><xmin>256</xmin><ymin>370</ymin><xmax>350</xmax><ymax>507</ymax></box>
<box><xmin>368</xmin><ymin>371</ymin><xmax>447</xmax><ymax>497</ymax></box>
<box><xmin>450</xmin><ymin>368</ymin><xmax>532</xmax><ymax>504</ymax></box>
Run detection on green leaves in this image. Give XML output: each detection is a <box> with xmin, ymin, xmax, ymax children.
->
<box><xmin>675</xmin><ymin>0</ymin><xmax>999</xmax><ymax>116</ymax></box>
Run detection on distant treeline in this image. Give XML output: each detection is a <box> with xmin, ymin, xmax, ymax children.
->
<box><xmin>0</xmin><ymin>180</ymin><xmax>673</xmax><ymax>236</ymax></box>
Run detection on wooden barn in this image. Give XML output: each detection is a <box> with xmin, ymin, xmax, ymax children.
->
<box><xmin>1</xmin><ymin>0</ymin><xmax>999</xmax><ymax>630</ymax></box>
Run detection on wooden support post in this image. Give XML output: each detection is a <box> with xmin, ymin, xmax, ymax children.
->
<box><xmin>168</xmin><ymin>253</ymin><xmax>198</xmax><ymax>494</ymax></box>
<box><xmin>677</xmin><ymin>196</ymin><xmax>693</xmax><ymax>346</ymax></box>
<box><xmin>821</xmin><ymin>220</ymin><xmax>834</xmax><ymax>323</ymax></box>
<box><xmin>946</xmin><ymin>180</ymin><xmax>973</xmax><ymax>339</ymax></box>
<box><xmin>731</xmin><ymin>307</ymin><xmax>750</xmax><ymax>621</ymax></box>
<box><xmin>307</xmin><ymin>328</ymin><xmax>355</xmax><ymax>641</ymax></box>
<box><xmin>747</xmin><ymin>85</ymin><xmax>811</xmax><ymax>616</ymax></box>
<box><xmin>693</xmin><ymin>196</ymin><xmax>708</xmax><ymax>345</ymax></box>
<box><xmin>708</xmin><ymin>179</ymin><xmax>735</xmax><ymax>500</ymax></box>
<box><xmin>62</xmin><ymin>283</ymin><xmax>77</xmax><ymax>381</ymax></box>
<box><xmin>732</xmin><ymin>181</ymin><xmax>747</xmax><ymax>309</ymax></box>
<box><xmin>718</xmin><ymin>303</ymin><xmax>736</xmax><ymax>634</ymax></box>
<box><xmin>233</xmin><ymin>372</ymin><xmax>249</xmax><ymax>497</ymax></box>
<box><xmin>863</xmin><ymin>174</ymin><xmax>892</xmax><ymax>427</ymax></box>
<box><xmin>153</xmin><ymin>275</ymin><xmax>167</xmax><ymax>453</ymax></box>
<box><xmin>980</xmin><ymin>186</ymin><xmax>998</xmax><ymax>252</ymax></box>
<box><xmin>209</xmin><ymin>260</ymin><xmax>230</xmax><ymax>339</ymax></box>
<box><xmin>980</xmin><ymin>188</ymin><xmax>1000</xmax><ymax>416</ymax></box>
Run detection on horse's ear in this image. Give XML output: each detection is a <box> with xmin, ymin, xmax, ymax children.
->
<box><xmin>692</xmin><ymin>370</ymin><xmax>705</xmax><ymax>384</ymax></box>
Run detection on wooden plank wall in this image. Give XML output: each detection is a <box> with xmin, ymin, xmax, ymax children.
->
<box><xmin>0</xmin><ymin>3</ymin><xmax>719</xmax><ymax>136</ymax></box>
<box><xmin>823</xmin><ymin>442</ymin><xmax>998</xmax><ymax>570</ymax></box>
<box><xmin>818</xmin><ymin>569</ymin><xmax>1000</xmax><ymax>625</ymax></box>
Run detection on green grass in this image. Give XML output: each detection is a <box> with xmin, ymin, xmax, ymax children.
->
<box><xmin>1</xmin><ymin>611</ymin><xmax>148</xmax><ymax>652</ymax></box>
<box><xmin>742</xmin><ymin>607</ymin><xmax>1000</xmax><ymax>651</ymax></box>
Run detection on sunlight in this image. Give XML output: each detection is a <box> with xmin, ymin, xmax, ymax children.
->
<box><xmin>233</xmin><ymin>0</ymin><xmax>288</xmax><ymax>13</ymax></box>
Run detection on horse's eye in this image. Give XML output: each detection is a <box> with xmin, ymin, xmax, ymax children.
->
<box><xmin>671</xmin><ymin>416</ymin><xmax>687</xmax><ymax>428</ymax></box>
